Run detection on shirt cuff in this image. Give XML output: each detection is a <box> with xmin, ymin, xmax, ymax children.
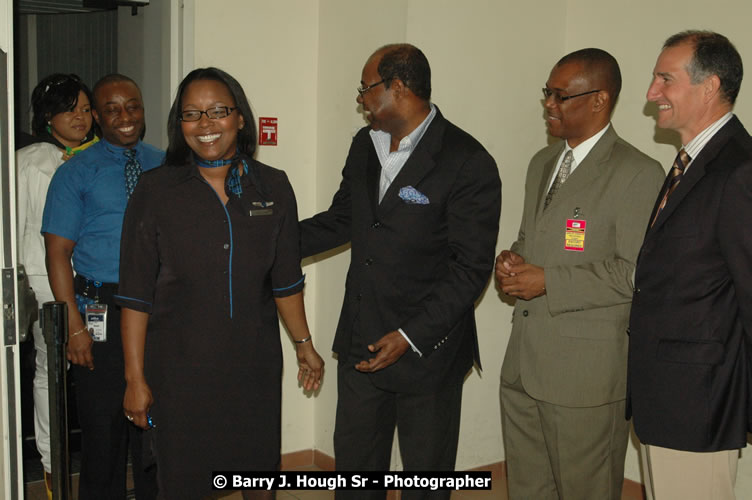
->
<box><xmin>272</xmin><ymin>274</ymin><xmax>305</xmax><ymax>298</ymax></box>
<box><xmin>113</xmin><ymin>295</ymin><xmax>153</xmax><ymax>314</ymax></box>
<box><xmin>398</xmin><ymin>328</ymin><xmax>422</xmax><ymax>357</ymax></box>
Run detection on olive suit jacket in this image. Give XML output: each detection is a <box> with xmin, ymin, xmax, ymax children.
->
<box><xmin>501</xmin><ymin>126</ymin><xmax>664</xmax><ymax>407</ymax></box>
<box><xmin>300</xmin><ymin>108</ymin><xmax>501</xmax><ymax>393</ymax></box>
<box><xmin>627</xmin><ymin>116</ymin><xmax>752</xmax><ymax>452</ymax></box>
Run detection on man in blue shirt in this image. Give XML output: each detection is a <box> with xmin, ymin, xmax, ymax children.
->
<box><xmin>42</xmin><ymin>74</ymin><xmax>162</xmax><ymax>500</ymax></box>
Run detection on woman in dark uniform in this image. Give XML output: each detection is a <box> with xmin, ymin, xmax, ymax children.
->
<box><xmin>117</xmin><ymin>67</ymin><xmax>323</xmax><ymax>500</ymax></box>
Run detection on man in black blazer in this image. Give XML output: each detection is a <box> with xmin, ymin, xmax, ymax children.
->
<box><xmin>300</xmin><ymin>44</ymin><xmax>501</xmax><ymax>500</ymax></box>
<box><xmin>628</xmin><ymin>31</ymin><xmax>752</xmax><ymax>500</ymax></box>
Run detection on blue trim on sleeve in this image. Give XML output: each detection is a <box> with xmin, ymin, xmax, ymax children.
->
<box><xmin>272</xmin><ymin>274</ymin><xmax>306</xmax><ymax>292</ymax></box>
<box><xmin>113</xmin><ymin>295</ymin><xmax>152</xmax><ymax>306</ymax></box>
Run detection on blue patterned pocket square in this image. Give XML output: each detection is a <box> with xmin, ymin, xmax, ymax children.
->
<box><xmin>398</xmin><ymin>185</ymin><xmax>430</xmax><ymax>205</ymax></box>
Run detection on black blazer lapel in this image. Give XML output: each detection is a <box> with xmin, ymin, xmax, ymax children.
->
<box><xmin>644</xmin><ymin>172</ymin><xmax>673</xmax><ymax>236</ymax></box>
<box><xmin>648</xmin><ymin>116</ymin><xmax>743</xmax><ymax>233</ymax></box>
<box><xmin>366</xmin><ymin>143</ymin><xmax>381</xmax><ymax>214</ymax></box>
<box><xmin>377</xmin><ymin>110</ymin><xmax>445</xmax><ymax>215</ymax></box>
<box><xmin>647</xmin><ymin>156</ymin><xmax>707</xmax><ymax>233</ymax></box>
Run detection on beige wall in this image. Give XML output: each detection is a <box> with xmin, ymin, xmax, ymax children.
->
<box><xmin>187</xmin><ymin>0</ymin><xmax>752</xmax><ymax>492</ymax></box>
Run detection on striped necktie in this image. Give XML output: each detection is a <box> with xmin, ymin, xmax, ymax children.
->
<box><xmin>650</xmin><ymin>148</ymin><xmax>691</xmax><ymax>227</ymax></box>
<box><xmin>544</xmin><ymin>150</ymin><xmax>574</xmax><ymax>209</ymax></box>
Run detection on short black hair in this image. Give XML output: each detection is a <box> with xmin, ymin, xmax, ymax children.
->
<box><xmin>92</xmin><ymin>73</ymin><xmax>141</xmax><ymax>110</ymax></box>
<box><xmin>30</xmin><ymin>73</ymin><xmax>94</xmax><ymax>137</ymax></box>
<box><xmin>377</xmin><ymin>44</ymin><xmax>432</xmax><ymax>101</ymax></box>
<box><xmin>556</xmin><ymin>48</ymin><xmax>622</xmax><ymax>109</ymax></box>
<box><xmin>664</xmin><ymin>30</ymin><xmax>743</xmax><ymax>105</ymax></box>
<box><xmin>165</xmin><ymin>67</ymin><xmax>257</xmax><ymax>167</ymax></box>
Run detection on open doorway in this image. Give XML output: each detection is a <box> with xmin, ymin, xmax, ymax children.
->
<box><xmin>14</xmin><ymin>8</ymin><xmax>118</xmax><ymax>497</ymax></box>
<box><xmin>11</xmin><ymin>1</ymin><xmax>177</xmax><ymax>497</ymax></box>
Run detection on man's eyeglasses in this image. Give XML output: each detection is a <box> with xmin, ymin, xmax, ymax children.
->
<box><xmin>357</xmin><ymin>79</ymin><xmax>387</xmax><ymax>97</ymax></box>
<box><xmin>542</xmin><ymin>87</ymin><xmax>601</xmax><ymax>103</ymax></box>
<box><xmin>179</xmin><ymin>106</ymin><xmax>237</xmax><ymax>122</ymax></box>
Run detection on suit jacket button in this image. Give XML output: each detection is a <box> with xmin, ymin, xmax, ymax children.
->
<box><xmin>626</xmin><ymin>327</ymin><xmax>631</xmax><ymax>335</ymax></box>
<box><xmin>371</xmin><ymin>221</ymin><xmax>381</xmax><ymax>228</ymax></box>
<box><xmin>356</xmin><ymin>294</ymin><xmax>362</xmax><ymax>301</ymax></box>
<box><xmin>634</xmin><ymin>287</ymin><xmax>641</xmax><ymax>294</ymax></box>
<box><xmin>522</xmin><ymin>310</ymin><xmax>529</xmax><ymax>317</ymax></box>
<box><xmin>365</xmin><ymin>258</ymin><xmax>373</xmax><ymax>266</ymax></box>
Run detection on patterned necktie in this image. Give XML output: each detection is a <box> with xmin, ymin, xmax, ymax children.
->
<box><xmin>544</xmin><ymin>149</ymin><xmax>574</xmax><ymax>209</ymax></box>
<box><xmin>124</xmin><ymin>149</ymin><xmax>142</xmax><ymax>200</ymax></box>
<box><xmin>650</xmin><ymin>148</ymin><xmax>691</xmax><ymax>227</ymax></box>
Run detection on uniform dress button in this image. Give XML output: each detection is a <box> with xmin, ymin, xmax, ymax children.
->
<box><xmin>522</xmin><ymin>310</ymin><xmax>529</xmax><ymax>317</ymax></box>
<box><xmin>223</xmin><ymin>243</ymin><xmax>230</xmax><ymax>250</ymax></box>
<box><xmin>371</xmin><ymin>221</ymin><xmax>381</xmax><ymax>228</ymax></box>
<box><xmin>365</xmin><ymin>258</ymin><xmax>373</xmax><ymax>266</ymax></box>
<box><xmin>634</xmin><ymin>287</ymin><xmax>641</xmax><ymax>294</ymax></box>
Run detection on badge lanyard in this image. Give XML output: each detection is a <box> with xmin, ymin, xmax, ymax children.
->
<box><xmin>85</xmin><ymin>281</ymin><xmax>108</xmax><ymax>342</ymax></box>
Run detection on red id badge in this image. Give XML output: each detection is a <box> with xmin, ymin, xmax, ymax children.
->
<box><xmin>565</xmin><ymin>219</ymin><xmax>586</xmax><ymax>252</ymax></box>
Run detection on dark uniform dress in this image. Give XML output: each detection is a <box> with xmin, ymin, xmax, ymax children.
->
<box><xmin>116</xmin><ymin>159</ymin><xmax>305</xmax><ymax>500</ymax></box>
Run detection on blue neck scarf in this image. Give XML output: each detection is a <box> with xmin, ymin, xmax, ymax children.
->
<box><xmin>193</xmin><ymin>152</ymin><xmax>247</xmax><ymax>197</ymax></box>
<box><xmin>194</xmin><ymin>155</ymin><xmax>235</xmax><ymax>168</ymax></box>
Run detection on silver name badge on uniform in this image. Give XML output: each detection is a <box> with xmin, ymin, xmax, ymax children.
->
<box><xmin>85</xmin><ymin>303</ymin><xmax>108</xmax><ymax>342</ymax></box>
<box><xmin>250</xmin><ymin>200</ymin><xmax>274</xmax><ymax>216</ymax></box>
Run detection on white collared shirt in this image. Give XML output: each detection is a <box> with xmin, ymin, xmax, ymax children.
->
<box><xmin>547</xmin><ymin>123</ymin><xmax>611</xmax><ymax>191</ymax></box>
<box><xmin>370</xmin><ymin>103</ymin><xmax>437</xmax><ymax>202</ymax></box>
<box><xmin>682</xmin><ymin>112</ymin><xmax>734</xmax><ymax>170</ymax></box>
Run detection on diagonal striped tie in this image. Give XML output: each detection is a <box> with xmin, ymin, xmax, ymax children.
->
<box><xmin>650</xmin><ymin>148</ymin><xmax>691</xmax><ymax>227</ymax></box>
<box><xmin>544</xmin><ymin>150</ymin><xmax>574</xmax><ymax>209</ymax></box>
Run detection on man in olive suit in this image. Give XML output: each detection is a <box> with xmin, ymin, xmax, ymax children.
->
<box><xmin>497</xmin><ymin>48</ymin><xmax>664</xmax><ymax>500</ymax></box>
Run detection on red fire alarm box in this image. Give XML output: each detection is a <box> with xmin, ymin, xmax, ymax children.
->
<box><xmin>259</xmin><ymin>117</ymin><xmax>278</xmax><ymax>146</ymax></box>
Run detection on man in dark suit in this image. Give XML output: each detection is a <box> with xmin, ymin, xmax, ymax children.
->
<box><xmin>300</xmin><ymin>43</ymin><xmax>501</xmax><ymax>499</ymax></box>
<box><xmin>628</xmin><ymin>31</ymin><xmax>752</xmax><ymax>500</ymax></box>
<box><xmin>496</xmin><ymin>49</ymin><xmax>664</xmax><ymax>500</ymax></box>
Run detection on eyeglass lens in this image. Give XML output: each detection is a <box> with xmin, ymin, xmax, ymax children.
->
<box><xmin>180</xmin><ymin>106</ymin><xmax>234</xmax><ymax>121</ymax></box>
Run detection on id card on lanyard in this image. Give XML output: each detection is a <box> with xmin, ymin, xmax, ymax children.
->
<box><xmin>564</xmin><ymin>207</ymin><xmax>586</xmax><ymax>252</ymax></box>
<box><xmin>84</xmin><ymin>281</ymin><xmax>107</xmax><ymax>341</ymax></box>
<box><xmin>85</xmin><ymin>304</ymin><xmax>107</xmax><ymax>342</ymax></box>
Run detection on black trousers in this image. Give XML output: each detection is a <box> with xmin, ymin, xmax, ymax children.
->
<box><xmin>333</xmin><ymin>361</ymin><xmax>464</xmax><ymax>500</ymax></box>
<box><xmin>71</xmin><ymin>283</ymin><xmax>157</xmax><ymax>500</ymax></box>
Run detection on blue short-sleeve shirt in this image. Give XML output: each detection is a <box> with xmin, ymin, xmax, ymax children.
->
<box><xmin>41</xmin><ymin>138</ymin><xmax>164</xmax><ymax>283</ymax></box>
